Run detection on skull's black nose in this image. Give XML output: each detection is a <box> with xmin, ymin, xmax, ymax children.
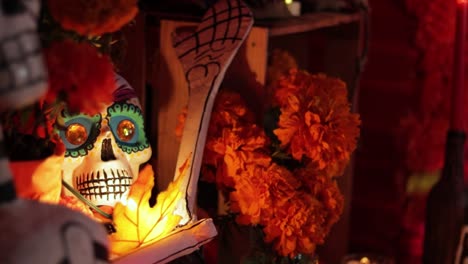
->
<box><xmin>1</xmin><ymin>0</ymin><xmax>26</xmax><ymax>15</ymax></box>
<box><xmin>101</xmin><ymin>138</ymin><xmax>116</xmax><ymax>161</ymax></box>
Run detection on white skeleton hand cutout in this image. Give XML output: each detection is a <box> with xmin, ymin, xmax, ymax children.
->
<box><xmin>0</xmin><ymin>0</ymin><xmax>47</xmax><ymax>111</ymax></box>
<box><xmin>171</xmin><ymin>0</ymin><xmax>253</xmax><ymax>225</ymax></box>
<box><xmin>60</xmin><ymin>75</ymin><xmax>152</xmax><ymax>208</ymax></box>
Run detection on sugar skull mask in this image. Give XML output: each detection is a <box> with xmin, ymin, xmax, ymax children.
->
<box><xmin>0</xmin><ymin>0</ymin><xmax>47</xmax><ymax>111</ymax></box>
<box><xmin>61</xmin><ymin>75</ymin><xmax>152</xmax><ymax>207</ymax></box>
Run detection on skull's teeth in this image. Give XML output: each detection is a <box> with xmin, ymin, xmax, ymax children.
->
<box><xmin>76</xmin><ymin>168</ymin><xmax>132</xmax><ymax>202</ymax></box>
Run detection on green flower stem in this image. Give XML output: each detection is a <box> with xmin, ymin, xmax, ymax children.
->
<box><xmin>62</xmin><ymin>180</ymin><xmax>112</xmax><ymax>220</ymax></box>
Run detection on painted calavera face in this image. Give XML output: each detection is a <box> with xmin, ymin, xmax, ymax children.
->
<box><xmin>61</xmin><ymin>75</ymin><xmax>152</xmax><ymax>207</ymax></box>
<box><xmin>0</xmin><ymin>0</ymin><xmax>47</xmax><ymax>111</ymax></box>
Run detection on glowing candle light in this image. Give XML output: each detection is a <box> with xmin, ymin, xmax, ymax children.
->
<box><xmin>284</xmin><ymin>0</ymin><xmax>301</xmax><ymax>16</ymax></box>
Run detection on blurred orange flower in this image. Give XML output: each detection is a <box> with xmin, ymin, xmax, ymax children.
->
<box><xmin>42</xmin><ymin>40</ymin><xmax>115</xmax><ymax>153</ymax></box>
<box><xmin>43</xmin><ymin>40</ymin><xmax>115</xmax><ymax>115</ymax></box>
<box><xmin>47</xmin><ymin>0</ymin><xmax>138</xmax><ymax>36</ymax></box>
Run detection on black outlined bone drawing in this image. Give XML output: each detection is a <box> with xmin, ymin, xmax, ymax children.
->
<box><xmin>112</xmin><ymin>2</ymin><xmax>253</xmax><ymax>263</ymax></box>
<box><xmin>111</xmin><ymin>2</ymin><xmax>253</xmax><ymax>263</ymax></box>
<box><xmin>171</xmin><ymin>0</ymin><xmax>254</xmax><ymax>226</ymax></box>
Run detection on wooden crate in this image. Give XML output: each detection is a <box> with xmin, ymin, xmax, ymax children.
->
<box><xmin>119</xmin><ymin>10</ymin><xmax>365</xmax><ymax>264</ymax></box>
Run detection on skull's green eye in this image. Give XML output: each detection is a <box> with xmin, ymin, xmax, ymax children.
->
<box><xmin>117</xmin><ymin>119</ymin><xmax>135</xmax><ymax>142</ymax></box>
<box><xmin>107</xmin><ymin>103</ymin><xmax>149</xmax><ymax>154</ymax></box>
<box><xmin>59</xmin><ymin>112</ymin><xmax>101</xmax><ymax>158</ymax></box>
<box><xmin>66</xmin><ymin>123</ymin><xmax>88</xmax><ymax>145</ymax></box>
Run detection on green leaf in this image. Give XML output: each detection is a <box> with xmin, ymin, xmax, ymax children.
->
<box><xmin>272</xmin><ymin>150</ymin><xmax>290</xmax><ymax>160</ymax></box>
<box><xmin>263</xmin><ymin>107</ymin><xmax>281</xmax><ymax>143</ymax></box>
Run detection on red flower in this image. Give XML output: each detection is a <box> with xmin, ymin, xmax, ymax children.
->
<box><xmin>47</xmin><ymin>0</ymin><xmax>138</xmax><ymax>36</ymax></box>
<box><xmin>44</xmin><ymin>40</ymin><xmax>115</xmax><ymax>115</ymax></box>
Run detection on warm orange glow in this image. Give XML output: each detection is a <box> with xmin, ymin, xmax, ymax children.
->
<box><xmin>11</xmin><ymin>155</ymin><xmax>63</xmax><ymax>203</ymax></box>
<box><xmin>109</xmin><ymin>160</ymin><xmax>190</xmax><ymax>257</ymax></box>
<box><xmin>120</xmin><ymin>197</ymin><xmax>137</xmax><ymax>211</ymax></box>
<box><xmin>66</xmin><ymin>123</ymin><xmax>88</xmax><ymax>145</ymax></box>
<box><xmin>117</xmin><ymin>119</ymin><xmax>135</xmax><ymax>142</ymax></box>
<box><xmin>360</xmin><ymin>257</ymin><xmax>371</xmax><ymax>264</ymax></box>
<box><xmin>458</xmin><ymin>0</ymin><xmax>467</xmax><ymax>4</ymax></box>
<box><xmin>11</xmin><ymin>151</ymin><xmax>197</xmax><ymax>259</ymax></box>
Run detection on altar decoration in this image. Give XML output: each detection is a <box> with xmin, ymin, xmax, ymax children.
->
<box><xmin>176</xmin><ymin>50</ymin><xmax>361</xmax><ymax>261</ymax></box>
<box><xmin>2</xmin><ymin>0</ymin><xmax>360</xmax><ymax>262</ymax></box>
<box><xmin>6</xmin><ymin>0</ymin><xmax>254</xmax><ymax>263</ymax></box>
<box><xmin>9</xmin><ymin>63</ymin><xmax>215</xmax><ymax>261</ymax></box>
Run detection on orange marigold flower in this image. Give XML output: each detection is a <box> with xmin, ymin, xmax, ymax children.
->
<box><xmin>258</xmin><ymin>154</ymin><xmax>344</xmax><ymax>257</ymax></box>
<box><xmin>201</xmin><ymin>90</ymin><xmax>260</xmax><ymax>183</ymax></box>
<box><xmin>207</xmin><ymin>90</ymin><xmax>255</xmax><ymax>136</ymax></box>
<box><xmin>263</xmin><ymin>163</ymin><xmax>300</xmax><ymax>210</ymax></box>
<box><xmin>272</xmin><ymin>69</ymin><xmax>360</xmax><ymax>177</ymax></box>
<box><xmin>262</xmin><ymin>193</ymin><xmax>325</xmax><ymax>258</ymax></box>
<box><xmin>230</xmin><ymin>164</ymin><xmax>271</xmax><ymax>225</ymax></box>
<box><xmin>203</xmin><ymin>125</ymin><xmax>270</xmax><ymax>185</ymax></box>
<box><xmin>223</xmin><ymin>128</ymin><xmax>270</xmax><ymax>187</ymax></box>
<box><xmin>230</xmin><ymin>163</ymin><xmax>301</xmax><ymax>227</ymax></box>
<box><xmin>261</xmin><ymin>167</ymin><xmax>344</xmax><ymax>259</ymax></box>
<box><xmin>272</xmin><ymin>68</ymin><xmax>311</xmax><ymax>107</ymax></box>
<box><xmin>44</xmin><ymin>40</ymin><xmax>115</xmax><ymax>115</ymax></box>
<box><xmin>296</xmin><ymin>166</ymin><xmax>344</xmax><ymax>227</ymax></box>
<box><xmin>47</xmin><ymin>0</ymin><xmax>138</xmax><ymax>36</ymax></box>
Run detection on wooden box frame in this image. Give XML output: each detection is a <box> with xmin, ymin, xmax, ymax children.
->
<box><xmin>118</xmin><ymin>9</ymin><xmax>366</xmax><ymax>264</ymax></box>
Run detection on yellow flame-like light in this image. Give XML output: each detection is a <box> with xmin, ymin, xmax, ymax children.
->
<box><xmin>360</xmin><ymin>257</ymin><xmax>371</xmax><ymax>264</ymax></box>
<box><xmin>109</xmin><ymin>160</ymin><xmax>190</xmax><ymax>257</ymax></box>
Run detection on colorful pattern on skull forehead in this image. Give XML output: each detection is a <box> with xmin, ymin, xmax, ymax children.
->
<box><xmin>113</xmin><ymin>74</ymin><xmax>137</xmax><ymax>103</ymax></box>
